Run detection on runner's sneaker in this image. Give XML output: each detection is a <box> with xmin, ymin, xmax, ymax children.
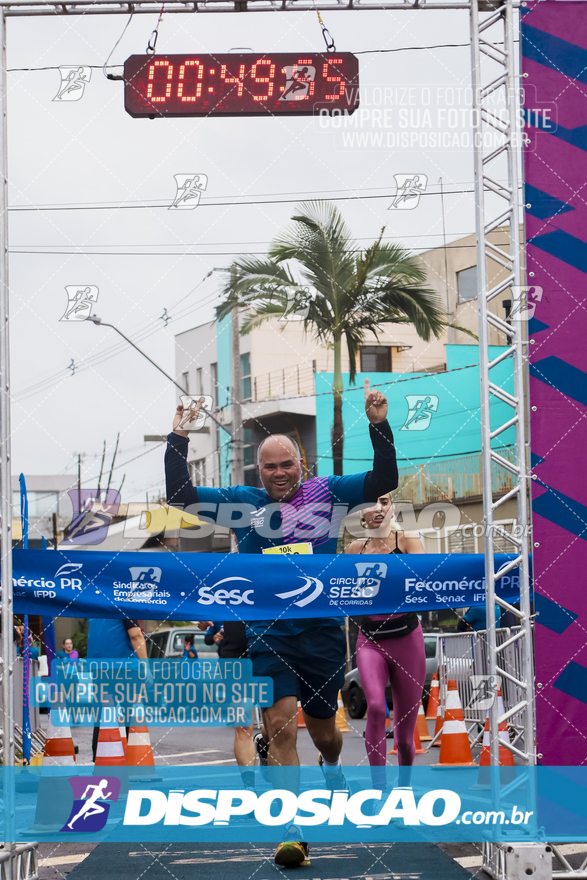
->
<box><xmin>318</xmin><ymin>754</ymin><xmax>348</xmax><ymax>792</ymax></box>
<box><xmin>274</xmin><ymin>824</ymin><xmax>310</xmax><ymax>868</ymax></box>
<box><xmin>254</xmin><ymin>732</ymin><xmax>268</xmax><ymax>766</ymax></box>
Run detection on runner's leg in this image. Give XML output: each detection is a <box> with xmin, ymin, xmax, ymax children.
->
<box><xmin>387</xmin><ymin>626</ymin><xmax>426</xmax><ymax>785</ymax></box>
<box><xmin>303</xmin><ymin>713</ymin><xmax>341</xmax><ymax>763</ymax></box>
<box><xmin>234</xmin><ymin>722</ymin><xmax>256</xmax><ymax>789</ymax></box>
<box><xmin>357</xmin><ymin>633</ymin><xmax>390</xmax><ymax>790</ymax></box>
<box><xmin>263</xmin><ymin>696</ymin><xmax>299</xmax><ymax>766</ymax></box>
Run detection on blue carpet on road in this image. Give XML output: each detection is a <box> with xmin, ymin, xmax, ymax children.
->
<box><xmin>68</xmin><ymin>841</ymin><xmax>472</xmax><ymax>879</ymax></box>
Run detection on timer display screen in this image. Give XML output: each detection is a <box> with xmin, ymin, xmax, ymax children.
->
<box><xmin>124</xmin><ymin>53</ymin><xmax>359</xmax><ymax>118</ymax></box>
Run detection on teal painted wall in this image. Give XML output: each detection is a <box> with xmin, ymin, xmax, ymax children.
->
<box><xmin>315</xmin><ymin>345</ymin><xmax>514</xmax><ymax>476</ymax></box>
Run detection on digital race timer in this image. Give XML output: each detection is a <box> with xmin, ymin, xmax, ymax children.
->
<box><xmin>124</xmin><ymin>53</ymin><xmax>359</xmax><ymax>118</ymax></box>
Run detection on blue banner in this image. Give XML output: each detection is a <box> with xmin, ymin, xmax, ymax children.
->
<box><xmin>10</xmin><ymin>549</ymin><xmax>524</xmax><ymax>620</ymax></box>
<box><xmin>3</xmin><ymin>766</ymin><xmax>583</xmax><ymax>843</ymax></box>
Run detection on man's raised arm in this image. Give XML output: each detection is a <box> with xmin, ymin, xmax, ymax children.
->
<box><xmin>165</xmin><ymin>403</ymin><xmax>202</xmax><ymax>508</ymax></box>
<box><xmin>362</xmin><ymin>379</ymin><xmax>398</xmax><ymax>500</ymax></box>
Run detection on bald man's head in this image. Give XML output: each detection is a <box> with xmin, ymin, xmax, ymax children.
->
<box><xmin>257</xmin><ymin>434</ymin><xmax>303</xmax><ymax>501</ymax></box>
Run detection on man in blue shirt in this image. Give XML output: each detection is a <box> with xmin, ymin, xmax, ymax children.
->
<box><xmin>461</xmin><ymin>605</ymin><xmax>502</xmax><ymax>631</ymax></box>
<box><xmin>166</xmin><ymin>380</ymin><xmax>397</xmax><ymax>867</ymax></box>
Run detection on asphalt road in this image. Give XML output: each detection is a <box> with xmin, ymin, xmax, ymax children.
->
<box><xmin>68</xmin><ymin>713</ymin><xmax>449</xmax><ymax>769</ymax></box>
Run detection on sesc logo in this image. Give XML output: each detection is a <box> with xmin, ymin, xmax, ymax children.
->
<box><xmin>354</xmin><ymin>561</ymin><xmax>388</xmax><ymax>598</ymax></box>
<box><xmin>62</xmin><ymin>776</ymin><xmax>120</xmax><ymax>832</ymax></box>
<box><xmin>276</xmin><ymin>576</ymin><xmax>323</xmax><ymax>608</ymax></box>
<box><xmin>198</xmin><ymin>577</ymin><xmax>254</xmax><ymax>606</ymax></box>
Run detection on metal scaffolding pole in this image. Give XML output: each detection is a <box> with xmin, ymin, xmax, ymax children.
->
<box><xmin>0</xmin><ymin>5</ymin><xmax>15</xmax><ymax>860</ymax></box>
<box><xmin>470</xmin><ymin>0</ymin><xmax>534</xmax><ymax>767</ymax></box>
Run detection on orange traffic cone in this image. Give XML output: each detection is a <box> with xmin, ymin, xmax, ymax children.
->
<box><xmin>42</xmin><ymin>720</ymin><xmax>76</xmax><ymax>766</ymax></box>
<box><xmin>389</xmin><ymin>724</ymin><xmax>427</xmax><ymax>756</ymax></box>
<box><xmin>473</xmin><ymin>718</ymin><xmax>516</xmax><ymax>788</ymax></box>
<box><xmin>432</xmin><ymin>680</ymin><xmax>476</xmax><ymax>767</ymax></box>
<box><xmin>473</xmin><ymin>689</ymin><xmax>515</xmax><ymax>787</ymax></box>
<box><xmin>95</xmin><ymin>723</ymin><xmax>126</xmax><ymax>767</ymax></box>
<box><xmin>119</xmin><ymin>726</ymin><xmax>127</xmax><ymax>757</ymax></box>
<box><xmin>431</xmin><ymin>702</ymin><xmax>443</xmax><ymax>747</ymax></box>
<box><xmin>427</xmin><ymin>674</ymin><xmax>440</xmax><ymax>720</ymax></box>
<box><xmin>335</xmin><ymin>692</ymin><xmax>350</xmax><ymax>732</ymax></box>
<box><xmin>126</xmin><ymin>727</ymin><xmax>161</xmax><ymax>780</ymax></box>
<box><xmin>297</xmin><ymin>702</ymin><xmax>306</xmax><ymax>728</ymax></box>
<box><xmin>27</xmin><ymin>721</ymin><xmax>76</xmax><ymax>831</ymax></box>
<box><xmin>416</xmin><ymin>700</ymin><xmax>432</xmax><ymax>741</ymax></box>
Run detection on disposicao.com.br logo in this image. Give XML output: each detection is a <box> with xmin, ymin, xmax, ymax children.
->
<box><xmin>123</xmin><ymin>786</ymin><xmax>533</xmax><ymax>830</ymax></box>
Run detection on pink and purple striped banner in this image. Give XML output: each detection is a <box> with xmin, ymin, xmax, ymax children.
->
<box><xmin>522</xmin><ymin>1</ymin><xmax>587</xmax><ymax>765</ymax></box>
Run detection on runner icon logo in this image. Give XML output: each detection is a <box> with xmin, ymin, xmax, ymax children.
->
<box><xmin>53</xmin><ymin>67</ymin><xmax>91</xmax><ymax>102</ymax></box>
<box><xmin>170</xmin><ymin>174</ymin><xmax>208</xmax><ymax>210</ymax></box>
<box><xmin>128</xmin><ymin>566</ymin><xmax>162</xmax><ymax>600</ymax></box>
<box><xmin>401</xmin><ymin>395</ymin><xmax>439</xmax><ymax>431</ymax></box>
<box><xmin>276</xmin><ymin>576</ymin><xmax>324</xmax><ymax>608</ymax></box>
<box><xmin>60</xmin><ymin>286</ymin><xmax>99</xmax><ymax>322</ymax></box>
<box><xmin>468</xmin><ymin>675</ymin><xmax>500</xmax><ymax>710</ymax></box>
<box><xmin>388</xmin><ymin>174</ymin><xmax>427</xmax><ymax>210</ymax></box>
<box><xmin>510</xmin><ymin>285</ymin><xmax>543</xmax><ymax>321</ymax></box>
<box><xmin>61</xmin><ymin>776</ymin><xmax>120</xmax><ymax>832</ymax></box>
<box><xmin>279</xmin><ymin>65</ymin><xmax>316</xmax><ymax>102</ymax></box>
<box><xmin>354</xmin><ymin>561</ymin><xmax>388</xmax><ymax>597</ymax></box>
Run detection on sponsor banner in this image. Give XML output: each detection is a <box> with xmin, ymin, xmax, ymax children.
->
<box><xmin>4</xmin><ymin>766</ymin><xmax>586</xmax><ymax>842</ymax></box>
<box><xmin>31</xmin><ymin>659</ymin><xmax>273</xmax><ymax>727</ymax></box>
<box><xmin>10</xmin><ymin>549</ymin><xmax>525</xmax><ymax>621</ymax></box>
<box><xmin>522</xmin><ymin>2</ymin><xmax>587</xmax><ymax>766</ymax></box>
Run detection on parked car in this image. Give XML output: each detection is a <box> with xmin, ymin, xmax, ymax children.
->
<box><xmin>146</xmin><ymin>626</ymin><xmax>218</xmax><ymax>660</ymax></box>
<box><xmin>342</xmin><ymin>633</ymin><xmax>441</xmax><ymax>720</ymax></box>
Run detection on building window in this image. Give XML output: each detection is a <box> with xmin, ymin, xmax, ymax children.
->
<box><xmin>13</xmin><ymin>490</ymin><xmax>59</xmax><ymax>518</ymax></box>
<box><xmin>210</xmin><ymin>363</ymin><xmax>218</xmax><ymax>408</ymax></box>
<box><xmin>190</xmin><ymin>459</ymin><xmax>206</xmax><ymax>487</ymax></box>
<box><xmin>360</xmin><ymin>346</ymin><xmax>391</xmax><ymax>372</ymax></box>
<box><xmin>240</xmin><ymin>352</ymin><xmax>252</xmax><ymax>402</ymax></box>
<box><xmin>243</xmin><ymin>428</ymin><xmax>255</xmax><ymax>467</ymax></box>
<box><xmin>196</xmin><ymin>367</ymin><xmax>204</xmax><ymax>397</ymax></box>
<box><xmin>182</xmin><ymin>371</ymin><xmax>189</xmax><ymax>393</ymax></box>
<box><xmin>457</xmin><ymin>265</ymin><xmax>478</xmax><ymax>302</ymax></box>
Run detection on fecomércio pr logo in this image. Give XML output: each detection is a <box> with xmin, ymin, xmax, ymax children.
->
<box><xmin>62</xmin><ymin>776</ymin><xmax>121</xmax><ymax>832</ymax></box>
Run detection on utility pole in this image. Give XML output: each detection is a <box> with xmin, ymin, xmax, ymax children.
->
<box><xmin>439</xmin><ymin>177</ymin><xmax>455</xmax><ymax>345</ymax></box>
<box><xmin>230</xmin><ymin>265</ymin><xmax>244</xmax><ymax>487</ymax></box>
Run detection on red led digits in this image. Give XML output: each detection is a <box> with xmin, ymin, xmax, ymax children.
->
<box><xmin>178</xmin><ymin>60</ymin><xmax>204</xmax><ymax>102</ymax></box>
<box><xmin>251</xmin><ymin>59</ymin><xmax>276</xmax><ymax>101</ymax></box>
<box><xmin>220</xmin><ymin>63</ymin><xmax>246</xmax><ymax>97</ymax></box>
<box><xmin>147</xmin><ymin>60</ymin><xmax>174</xmax><ymax>103</ymax></box>
<box><xmin>322</xmin><ymin>58</ymin><xmax>346</xmax><ymax>99</ymax></box>
<box><xmin>124</xmin><ymin>53</ymin><xmax>359</xmax><ymax>117</ymax></box>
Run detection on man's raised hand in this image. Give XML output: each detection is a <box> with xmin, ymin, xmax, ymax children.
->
<box><xmin>173</xmin><ymin>397</ymin><xmax>204</xmax><ymax>437</ymax></box>
<box><xmin>364</xmin><ymin>379</ymin><xmax>388</xmax><ymax>424</ymax></box>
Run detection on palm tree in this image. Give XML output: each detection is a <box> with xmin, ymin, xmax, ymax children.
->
<box><xmin>217</xmin><ymin>201</ymin><xmax>449</xmax><ymax>476</ymax></box>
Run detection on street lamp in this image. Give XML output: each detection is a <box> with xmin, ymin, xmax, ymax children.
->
<box><xmin>87</xmin><ymin>315</ymin><xmax>231</xmax><ymax>436</ymax></box>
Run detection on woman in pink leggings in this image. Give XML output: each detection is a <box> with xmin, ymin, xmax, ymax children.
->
<box><xmin>347</xmin><ymin>493</ymin><xmax>426</xmax><ymax>792</ymax></box>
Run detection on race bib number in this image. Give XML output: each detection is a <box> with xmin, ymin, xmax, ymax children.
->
<box><xmin>262</xmin><ymin>543</ymin><xmax>313</xmax><ymax>556</ymax></box>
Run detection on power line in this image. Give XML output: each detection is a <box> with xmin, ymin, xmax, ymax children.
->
<box><xmin>13</xmin><ymin>272</ymin><xmax>221</xmax><ymax>401</ymax></box>
<box><xmin>6</xmin><ymin>38</ymin><xmax>520</xmax><ymax>72</ymax></box>
<box><xmin>10</xmin><ymin>241</ymin><xmax>507</xmax><ymax>256</ymax></box>
<box><xmin>8</xmin><ymin>188</ymin><xmax>482</xmax><ymax>212</ymax></box>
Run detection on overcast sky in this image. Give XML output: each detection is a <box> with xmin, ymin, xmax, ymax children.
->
<box><xmin>5</xmin><ymin>8</ymin><xmax>518</xmax><ymax>501</ymax></box>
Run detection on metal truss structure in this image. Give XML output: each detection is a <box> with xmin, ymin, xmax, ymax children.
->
<box><xmin>0</xmin><ymin>0</ymin><xmax>511</xmax><ymax>16</ymax></box>
<box><xmin>470</xmin><ymin>0</ymin><xmax>534</xmax><ymax>768</ymax></box>
<box><xmin>0</xmin><ymin>0</ymin><xmax>535</xmax><ymax>875</ymax></box>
